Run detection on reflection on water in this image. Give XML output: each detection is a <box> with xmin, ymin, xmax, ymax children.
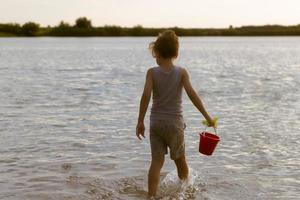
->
<box><xmin>0</xmin><ymin>37</ymin><xmax>299</xmax><ymax>199</ymax></box>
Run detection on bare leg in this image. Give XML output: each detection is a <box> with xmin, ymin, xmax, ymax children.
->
<box><xmin>148</xmin><ymin>156</ymin><xmax>165</xmax><ymax>197</ymax></box>
<box><xmin>174</xmin><ymin>155</ymin><xmax>189</xmax><ymax>180</ymax></box>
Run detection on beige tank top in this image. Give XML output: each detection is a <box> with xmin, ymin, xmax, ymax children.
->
<box><xmin>150</xmin><ymin>66</ymin><xmax>183</xmax><ymax>121</ymax></box>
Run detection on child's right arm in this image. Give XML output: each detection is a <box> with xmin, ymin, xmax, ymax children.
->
<box><xmin>182</xmin><ymin>68</ymin><xmax>215</xmax><ymax>127</ymax></box>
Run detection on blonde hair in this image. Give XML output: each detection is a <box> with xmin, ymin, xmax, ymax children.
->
<box><xmin>149</xmin><ymin>30</ymin><xmax>179</xmax><ymax>59</ymax></box>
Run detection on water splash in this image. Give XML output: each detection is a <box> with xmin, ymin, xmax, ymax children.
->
<box><xmin>62</xmin><ymin>169</ymin><xmax>200</xmax><ymax>200</ymax></box>
<box><xmin>158</xmin><ymin>168</ymin><xmax>199</xmax><ymax>200</ymax></box>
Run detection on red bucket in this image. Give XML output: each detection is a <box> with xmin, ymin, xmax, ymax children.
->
<box><xmin>199</xmin><ymin>131</ymin><xmax>220</xmax><ymax>156</ymax></box>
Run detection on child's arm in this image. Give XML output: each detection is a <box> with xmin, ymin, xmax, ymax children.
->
<box><xmin>182</xmin><ymin>68</ymin><xmax>215</xmax><ymax>126</ymax></box>
<box><xmin>136</xmin><ymin>69</ymin><xmax>153</xmax><ymax>140</ymax></box>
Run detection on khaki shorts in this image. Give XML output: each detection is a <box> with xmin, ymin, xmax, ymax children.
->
<box><xmin>150</xmin><ymin>119</ymin><xmax>186</xmax><ymax>160</ymax></box>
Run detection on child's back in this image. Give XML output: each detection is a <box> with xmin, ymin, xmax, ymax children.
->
<box><xmin>150</xmin><ymin>65</ymin><xmax>186</xmax><ymax>163</ymax></box>
<box><xmin>151</xmin><ymin>66</ymin><xmax>183</xmax><ymax>121</ymax></box>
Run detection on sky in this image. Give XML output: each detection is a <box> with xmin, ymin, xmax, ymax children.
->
<box><xmin>0</xmin><ymin>0</ymin><xmax>300</xmax><ymax>28</ymax></box>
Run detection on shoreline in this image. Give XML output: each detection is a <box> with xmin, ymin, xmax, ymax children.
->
<box><xmin>1</xmin><ymin>35</ymin><xmax>300</xmax><ymax>38</ymax></box>
<box><xmin>1</xmin><ymin>22</ymin><xmax>300</xmax><ymax>37</ymax></box>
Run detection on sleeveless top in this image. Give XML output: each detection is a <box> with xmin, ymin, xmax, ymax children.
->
<box><xmin>150</xmin><ymin>66</ymin><xmax>183</xmax><ymax>121</ymax></box>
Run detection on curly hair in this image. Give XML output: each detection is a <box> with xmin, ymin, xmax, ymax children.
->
<box><xmin>149</xmin><ymin>30</ymin><xmax>179</xmax><ymax>59</ymax></box>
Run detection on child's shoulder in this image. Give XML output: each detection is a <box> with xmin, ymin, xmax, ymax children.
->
<box><xmin>147</xmin><ymin>66</ymin><xmax>188</xmax><ymax>75</ymax></box>
<box><xmin>150</xmin><ymin>65</ymin><xmax>187</xmax><ymax>70</ymax></box>
<box><xmin>146</xmin><ymin>66</ymin><xmax>159</xmax><ymax>74</ymax></box>
<box><xmin>147</xmin><ymin>66</ymin><xmax>157</xmax><ymax>72</ymax></box>
<box><xmin>145</xmin><ymin>66</ymin><xmax>157</xmax><ymax>78</ymax></box>
<box><xmin>149</xmin><ymin>66</ymin><xmax>159</xmax><ymax>70</ymax></box>
<box><xmin>176</xmin><ymin>66</ymin><xmax>188</xmax><ymax>75</ymax></box>
<box><xmin>177</xmin><ymin>65</ymin><xmax>187</xmax><ymax>70</ymax></box>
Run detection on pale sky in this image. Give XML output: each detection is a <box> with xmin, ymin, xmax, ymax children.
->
<box><xmin>0</xmin><ymin>0</ymin><xmax>300</xmax><ymax>28</ymax></box>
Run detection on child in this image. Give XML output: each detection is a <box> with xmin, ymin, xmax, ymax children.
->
<box><xmin>136</xmin><ymin>30</ymin><xmax>215</xmax><ymax>198</ymax></box>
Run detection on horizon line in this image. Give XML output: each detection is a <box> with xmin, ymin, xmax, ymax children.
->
<box><xmin>1</xmin><ymin>20</ymin><xmax>300</xmax><ymax>29</ymax></box>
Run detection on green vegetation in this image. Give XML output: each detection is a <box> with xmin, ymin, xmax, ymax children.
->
<box><xmin>21</xmin><ymin>22</ymin><xmax>40</xmax><ymax>36</ymax></box>
<box><xmin>0</xmin><ymin>32</ymin><xmax>15</xmax><ymax>37</ymax></box>
<box><xmin>1</xmin><ymin>17</ymin><xmax>300</xmax><ymax>37</ymax></box>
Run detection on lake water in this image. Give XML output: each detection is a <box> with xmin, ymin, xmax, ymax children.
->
<box><xmin>0</xmin><ymin>37</ymin><xmax>299</xmax><ymax>200</ymax></box>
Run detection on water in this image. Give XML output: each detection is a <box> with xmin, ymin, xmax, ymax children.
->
<box><xmin>0</xmin><ymin>37</ymin><xmax>299</xmax><ymax>200</ymax></box>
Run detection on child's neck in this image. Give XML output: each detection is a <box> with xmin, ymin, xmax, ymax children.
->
<box><xmin>159</xmin><ymin>59</ymin><xmax>175</xmax><ymax>70</ymax></box>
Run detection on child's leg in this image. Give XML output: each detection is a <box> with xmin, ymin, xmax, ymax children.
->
<box><xmin>148</xmin><ymin>156</ymin><xmax>165</xmax><ymax>197</ymax></box>
<box><xmin>174</xmin><ymin>155</ymin><xmax>189</xmax><ymax>180</ymax></box>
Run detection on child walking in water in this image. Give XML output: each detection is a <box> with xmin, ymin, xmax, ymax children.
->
<box><xmin>136</xmin><ymin>30</ymin><xmax>215</xmax><ymax>198</ymax></box>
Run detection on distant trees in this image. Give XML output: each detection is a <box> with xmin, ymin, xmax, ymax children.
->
<box><xmin>0</xmin><ymin>22</ymin><xmax>40</xmax><ymax>36</ymax></box>
<box><xmin>1</xmin><ymin>17</ymin><xmax>300</xmax><ymax>37</ymax></box>
<box><xmin>102</xmin><ymin>25</ymin><xmax>124</xmax><ymax>36</ymax></box>
<box><xmin>129</xmin><ymin>25</ymin><xmax>144</xmax><ymax>36</ymax></box>
<box><xmin>21</xmin><ymin>22</ymin><xmax>40</xmax><ymax>36</ymax></box>
<box><xmin>58</xmin><ymin>21</ymin><xmax>71</xmax><ymax>28</ymax></box>
<box><xmin>75</xmin><ymin>17</ymin><xmax>92</xmax><ymax>28</ymax></box>
<box><xmin>47</xmin><ymin>21</ymin><xmax>72</xmax><ymax>36</ymax></box>
<box><xmin>0</xmin><ymin>23</ymin><xmax>21</xmax><ymax>35</ymax></box>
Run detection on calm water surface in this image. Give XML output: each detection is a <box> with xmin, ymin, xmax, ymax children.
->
<box><xmin>0</xmin><ymin>37</ymin><xmax>299</xmax><ymax>200</ymax></box>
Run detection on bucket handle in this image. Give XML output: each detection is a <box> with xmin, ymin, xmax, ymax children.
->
<box><xmin>203</xmin><ymin>126</ymin><xmax>218</xmax><ymax>135</ymax></box>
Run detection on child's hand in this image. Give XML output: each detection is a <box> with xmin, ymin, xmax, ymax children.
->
<box><xmin>202</xmin><ymin>117</ymin><xmax>218</xmax><ymax>128</ymax></box>
<box><xmin>136</xmin><ymin>122</ymin><xmax>145</xmax><ymax>140</ymax></box>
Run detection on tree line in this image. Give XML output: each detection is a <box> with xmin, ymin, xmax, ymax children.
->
<box><xmin>1</xmin><ymin>17</ymin><xmax>300</xmax><ymax>37</ymax></box>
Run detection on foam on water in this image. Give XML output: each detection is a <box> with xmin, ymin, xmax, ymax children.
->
<box><xmin>159</xmin><ymin>168</ymin><xmax>198</xmax><ymax>200</ymax></box>
<box><xmin>59</xmin><ymin>168</ymin><xmax>200</xmax><ymax>200</ymax></box>
<box><xmin>64</xmin><ymin>174</ymin><xmax>148</xmax><ymax>200</ymax></box>
<box><xmin>20</xmin><ymin>167</ymin><xmax>200</xmax><ymax>200</ymax></box>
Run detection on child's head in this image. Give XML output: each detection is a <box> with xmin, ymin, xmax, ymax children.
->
<box><xmin>149</xmin><ymin>30</ymin><xmax>179</xmax><ymax>62</ymax></box>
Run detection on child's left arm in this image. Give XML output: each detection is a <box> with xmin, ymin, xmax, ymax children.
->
<box><xmin>136</xmin><ymin>69</ymin><xmax>153</xmax><ymax>140</ymax></box>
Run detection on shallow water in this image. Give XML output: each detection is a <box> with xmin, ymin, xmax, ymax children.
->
<box><xmin>0</xmin><ymin>37</ymin><xmax>299</xmax><ymax>200</ymax></box>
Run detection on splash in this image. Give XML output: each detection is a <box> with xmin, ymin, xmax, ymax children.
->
<box><xmin>63</xmin><ymin>168</ymin><xmax>200</xmax><ymax>200</ymax></box>
<box><xmin>158</xmin><ymin>168</ymin><xmax>199</xmax><ymax>200</ymax></box>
